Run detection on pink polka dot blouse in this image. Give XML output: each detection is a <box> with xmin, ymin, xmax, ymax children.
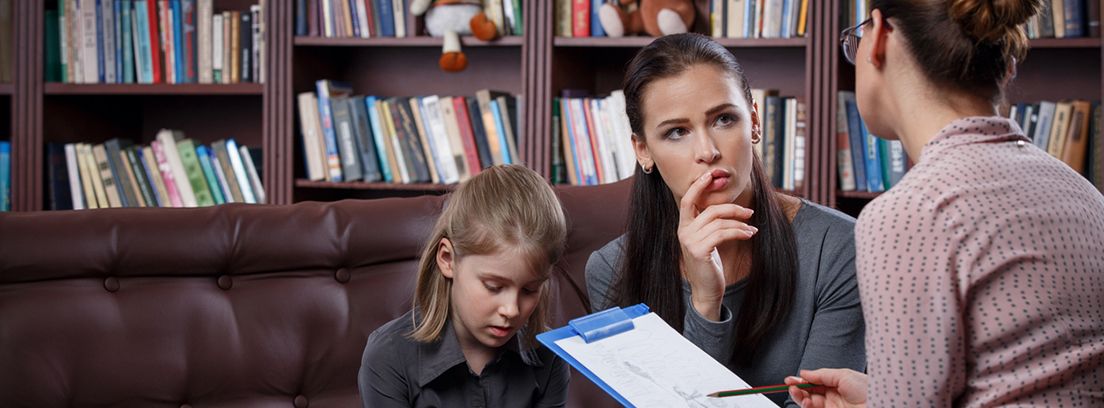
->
<box><xmin>855</xmin><ymin>116</ymin><xmax>1104</xmax><ymax>407</ymax></box>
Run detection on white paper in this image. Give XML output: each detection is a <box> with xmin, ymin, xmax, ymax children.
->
<box><xmin>556</xmin><ymin>313</ymin><xmax>778</xmax><ymax>408</ymax></box>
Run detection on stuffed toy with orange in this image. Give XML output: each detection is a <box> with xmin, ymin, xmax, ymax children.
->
<box><xmin>410</xmin><ymin>0</ymin><xmax>499</xmax><ymax>72</ymax></box>
<box><xmin>598</xmin><ymin>0</ymin><xmax>696</xmax><ymax>37</ymax></box>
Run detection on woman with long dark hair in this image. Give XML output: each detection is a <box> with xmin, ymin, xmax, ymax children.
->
<box><xmin>585</xmin><ymin>33</ymin><xmax>866</xmax><ymax>407</ymax></box>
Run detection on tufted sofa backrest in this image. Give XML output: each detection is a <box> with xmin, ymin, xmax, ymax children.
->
<box><xmin>0</xmin><ymin>181</ymin><xmax>630</xmax><ymax>407</ymax></box>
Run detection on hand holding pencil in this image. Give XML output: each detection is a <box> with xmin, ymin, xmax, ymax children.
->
<box><xmin>784</xmin><ymin>369</ymin><xmax>868</xmax><ymax>408</ymax></box>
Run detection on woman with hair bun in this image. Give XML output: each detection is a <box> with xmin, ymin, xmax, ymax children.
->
<box><xmin>786</xmin><ymin>1</ymin><xmax>1104</xmax><ymax>407</ymax></box>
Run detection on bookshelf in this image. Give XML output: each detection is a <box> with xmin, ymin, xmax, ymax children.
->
<box><xmin>823</xmin><ymin>0</ymin><xmax>1104</xmax><ymax>217</ymax></box>
<box><xmin>4</xmin><ymin>1</ymin><xmax>1099</xmax><ymax>212</ymax></box>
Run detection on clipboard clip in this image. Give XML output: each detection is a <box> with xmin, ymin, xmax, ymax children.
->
<box><xmin>569</xmin><ymin>306</ymin><xmax>644</xmax><ymax>343</ymax></box>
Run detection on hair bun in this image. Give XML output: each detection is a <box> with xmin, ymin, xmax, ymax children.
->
<box><xmin>949</xmin><ymin>0</ymin><xmax>1041</xmax><ymax>43</ymax></box>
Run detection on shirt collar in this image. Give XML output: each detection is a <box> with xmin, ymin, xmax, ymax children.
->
<box><xmin>921</xmin><ymin>116</ymin><xmax>1029</xmax><ymax>161</ymax></box>
<box><xmin>415</xmin><ymin>317</ymin><xmax>546</xmax><ymax>387</ymax></box>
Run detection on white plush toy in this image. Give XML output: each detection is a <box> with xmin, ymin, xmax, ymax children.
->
<box><xmin>410</xmin><ymin>0</ymin><xmax>499</xmax><ymax>72</ymax></box>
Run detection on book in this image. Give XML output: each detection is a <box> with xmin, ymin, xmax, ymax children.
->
<box><xmin>156</xmin><ymin>129</ymin><xmax>198</xmax><ymax>206</ymax></box>
<box><xmin>364</xmin><ymin>96</ymin><xmax>394</xmax><ymax>182</ymax></box>
<box><xmin>316</xmin><ymin>80</ymin><xmax>352</xmax><ymax>181</ymax></box>
<box><xmin>225</xmin><ymin>138</ymin><xmax>257</xmax><ymax>203</ymax></box>
<box><xmin>349</xmin><ymin>96</ymin><xmax>384</xmax><ymax>182</ymax></box>
<box><xmin>330</xmin><ymin>94</ymin><xmax>364</xmax><ymax>181</ymax></box>
<box><xmin>538</xmin><ymin>304</ymin><xmax>776</xmax><ymax>408</ymax></box>
<box><xmin>239</xmin><ymin>145</ymin><xmax>266</xmax><ymax>204</ymax></box>
<box><xmin>47</xmin><ymin>143</ymin><xmax>74</xmax><ymax>210</ymax></box>
<box><xmin>91</xmin><ymin>144</ymin><xmax>123</xmax><ymax>207</ymax></box>
<box><xmin>176</xmin><ymin>138</ymin><xmax>215</xmax><ymax>206</ymax></box>
<box><xmin>141</xmin><ymin>145</ymin><xmax>172</xmax><ymax>207</ymax></box>
<box><xmin>297</xmin><ymin>92</ymin><xmax>327</xmax><ymax>181</ymax></box>
<box><xmin>65</xmin><ymin>143</ymin><xmax>85</xmax><ymax>209</ymax></box>
<box><xmin>0</xmin><ymin>141</ymin><xmax>8</xmax><ymax>211</ymax></box>
<box><xmin>151</xmin><ymin>139</ymin><xmax>184</xmax><ymax>207</ymax></box>
<box><xmin>211</xmin><ymin>140</ymin><xmax>244</xmax><ymax>203</ymax></box>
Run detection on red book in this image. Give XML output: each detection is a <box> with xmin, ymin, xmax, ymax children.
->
<box><xmin>145</xmin><ymin>0</ymin><xmax>163</xmax><ymax>83</ymax></box>
<box><xmin>572</xmin><ymin>0</ymin><xmax>590</xmax><ymax>37</ymax></box>
<box><xmin>452</xmin><ymin>96</ymin><xmax>483</xmax><ymax>176</ymax></box>
<box><xmin>581</xmin><ymin>98</ymin><xmax>605</xmax><ymax>183</ymax></box>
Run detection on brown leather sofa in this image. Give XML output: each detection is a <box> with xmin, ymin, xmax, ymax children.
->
<box><xmin>0</xmin><ymin>181</ymin><xmax>630</xmax><ymax>408</ymax></box>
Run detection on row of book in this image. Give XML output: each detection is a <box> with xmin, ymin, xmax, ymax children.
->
<box><xmin>756</xmin><ymin>93</ymin><xmax>807</xmax><ymax>191</ymax></box>
<box><xmin>295</xmin><ymin>0</ymin><xmax>523</xmax><ymax>38</ymax></box>
<box><xmin>1007</xmin><ymin>100</ymin><xmax>1100</xmax><ymax>175</ymax></box>
<box><xmin>1026</xmin><ymin>0</ymin><xmax>1101</xmax><ymax>39</ymax></box>
<box><xmin>836</xmin><ymin>91</ymin><xmax>909</xmax><ymax>193</ymax></box>
<box><xmin>550</xmin><ymin>90</ymin><xmax>807</xmax><ymax>190</ymax></box>
<box><xmin>298</xmin><ymin>81</ymin><xmax>521</xmax><ymax>184</ymax></box>
<box><xmin>45</xmin><ymin>132</ymin><xmax>266</xmax><ymax>211</ymax></box>
<box><xmin>709</xmin><ymin>0</ymin><xmax>810</xmax><ymax>39</ymax></box>
<box><xmin>46</xmin><ymin>0</ymin><xmax>266</xmax><ymax>85</ymax></box>
<box><xmin>844</xmin><ymin>0</ymin><xmax>1100</xmax><ymax>39</ymax></box>
<box><xmin>0</xmin><ymin>141</ymin><xmax>9</xmax><ymax>212</ymax></box>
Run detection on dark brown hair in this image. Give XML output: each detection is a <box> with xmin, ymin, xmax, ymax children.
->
<box><xmin>615</xmin><ymin>33</ymin><xmax>797</xmax><ymax>363</ymax></box>
<box><xmin>872</xmin><ymin>0</ymin><xmax>1042</xmax><ymax>102</ymax></box>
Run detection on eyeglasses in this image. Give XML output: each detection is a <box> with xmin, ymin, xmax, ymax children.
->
<box><xmin>840</xmin><ymin>18</ymin><xmax>871</xmax><ymax>65</ymax></box>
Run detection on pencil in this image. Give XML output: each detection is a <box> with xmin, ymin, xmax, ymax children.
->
<box><xmin>707</xmin><ymin>382</ymin><xmax>817</xmax><ymax>398</ymax></box>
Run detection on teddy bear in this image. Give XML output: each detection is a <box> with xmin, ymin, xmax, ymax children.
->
<box><xmin>410</xmin><ymin>0</ymin><xmax>499</xmax><ymax>72</ymax></box>
<box><xmin>598</xmin><ymin>0</ymin><xmax>696</xmax><ymax>38</ymax></box>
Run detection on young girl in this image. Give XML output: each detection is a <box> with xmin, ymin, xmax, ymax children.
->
<box><xmin>788</xmin><ymin>0</ymin><xmax>1104</xmax><ymax>406</ymax></box>
<box><xmin>358</xmin><ymin>164</ymin><xmax>570</xmax><ymax>408</ymax></box>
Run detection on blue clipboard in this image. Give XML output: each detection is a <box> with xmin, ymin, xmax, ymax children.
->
<box><xmin>537</xmin><ymin>304</ymin><xmax>651</xmax><ymax>408</ymax></box>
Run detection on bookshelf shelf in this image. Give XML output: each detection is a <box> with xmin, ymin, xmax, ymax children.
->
<box><xmin>44</xmin><ymin>83</ymin><xmax>265</xmax><ymax>96</ymax></box>
<box><xmin>553</xmin><ymin>36</ymin><xmax>807</xmax><ymax>48</ymax></box>
<box><xmin>0</xmin><ymin>83</ymin><xmax>12</xmax><ymax>95</ymax></box>
<box><xmin>1029</xmin><ymin>38</ymin><xmax>1102</xmax><ymax>48</ymax></box>
<box><xmin>293</xmin><ymin>35</ymin><xmax>524</xmax><ymax>47</ymax></box>
<box><xmin>295</xmin><ymin>179</ymin><xmax>456</xmax><ymax>192</ymax></box>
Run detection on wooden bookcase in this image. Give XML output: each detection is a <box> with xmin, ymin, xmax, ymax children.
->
<box><xmin>4</xmin><ymin>0</ymin><xmax>1100</xmax><ymax>212</ymax></box>
<box><xmin>823</xmin><ymin>0</ymin><xmax>1104</xmax><ymax>216</ymax></box>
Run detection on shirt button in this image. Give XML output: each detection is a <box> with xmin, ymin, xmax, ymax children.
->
<box><xmin>1017</xmin><ymin>140</ymin><xmax>1026</xmax><ymax>147</ymax></box>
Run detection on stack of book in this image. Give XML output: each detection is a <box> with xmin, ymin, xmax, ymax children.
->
<box><xmin>298</xmin><ymin>80</ymin><xmax>520</xmax><ymax>185</ymax></box>
<box><xmin>45</xmin><ymin>0</ymin><xmax>266</xmax><ymax>84</ymax></box>
<box><xmin>0</xmin><ymin>141</ymin><xmax>9</xmax><ymax>212</ymax></box>
<box><xmin>296</xmin><ymin>0</ymin><xmax>523</xmax><ymax>38</ymax></box>
<box><xmin>836</xmin><ymin>91</ymin><xmax>909</xmax><ymax>193</ymax></box>
<box><xmin>710</xmin><ymin>0</ymin><xmax>810</xmax><ymax>39</ymax></box>
<box><xmin>1008</xmin><ymin>100</ymin><xmax>1101</xmax><ymax>179</ymax></box>
<box><xmin>45</xmin><ymin>131</ymin><xmax>265</xmax><ymax>210</ymax></box>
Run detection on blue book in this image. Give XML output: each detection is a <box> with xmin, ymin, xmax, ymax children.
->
<box><xmin>95</xmin><ymin>0</ymin><xmax>105</xmax><ymax>83</ymax></box>
<box><xmin>489</xmin><ymin>98</ymin><xmax>512</xmax><ymax>165</ymax></box>
<box><xmin>0</xmin><ymin>141</ymin><xmax>9</xmax><ymax>211</ymax></box>
<box><xmin>295</xmin><ymin>0</ymin><xmax>308</xmax><ymax>36</ymax></box>
<box><xmin>538</xmin><ymin>304</ymin><xmax>777</xmax><ymax>408</ymax></box>
<box><xmin>316</xmin><ymin>80</ymin><xmax>353</xmax><ymax>182</ymax></box>
<box><xmin>365</xmin><ymin>96</ymin><xmax>393</xmax><ymax>183</ymax></box>
<box><xmin>885</xmin><ymin>140</ymin><xmax>907</xmax><ymax>189</ymax></box>
<box><xmin>135</xmin><ymin>0</ymin><xmax>152</xmax><ymax>83</ymax></box>
<box><xmin>121</xmin><ymin>1</ymin><xmax>134</xmax><ymax>83</ymax></box>
<box><xmin>374</xmin><ymin>0</ymin><xmax>395</xmax><ymax>37</ymax></box>
<box><xmin>1063</xmin><ymin>0</ymin><xmax>1085</xmax><ymax>37</ymax></box>
<box><xmin>172</xmin><ymin>0</ymin><xmax>185</xmax><ymax>83</ymax></box>
<box><xmin>348</xmin><ymin>0</ymin><xmax>360</xmax><ymax>38</ymax></box>
<box><xmin>590</xmin><ymin>0</ymin><xmax>605</xmax><ymax>37</ymax></box>
<box><xmin>843</xmin><ymin>95</ymin><xmax>868</xmax><ymax>191</ymax></box>
<box><xmin>780</xmin><ymin>0</ymin><xmax>792</xmax><ymax>38</ymax></box>
<box><xmin>861</xmin><ymin>120</ymin><xmax>885</xmax><ymax>192</ymax></box>
<box><xmin>114</xmin><ymin>0</ymin><xmax>123</xmax><ymax>83</ymax></box>
<box><xmin>195</xmin><ymin>145</ymin><xmax>225</xmax><ymax>205</ymax></box>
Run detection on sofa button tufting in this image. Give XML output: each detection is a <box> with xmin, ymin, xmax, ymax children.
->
<box><xmin>293</xmin><ymin>394</ymin><xmax>309</xmax><ymax>408</ymax></box>
<box><xmin>103</xmin><ymin>276</ymin><xmax>120</xmax><ymax>292</ymax></box>
<box><xmin>180</xmin><ymin>404</ymin><xmax>192</xmax><ymax>408</ymax></box>
<box><xmin>335</xmin><ymin>268</ymin><xmax>350</xmax><ymax>283</ymax></box>
<box><xmin>217</xmin><ymin>275</ymin><xmax>233</xmax><ymax>290</ymax></box>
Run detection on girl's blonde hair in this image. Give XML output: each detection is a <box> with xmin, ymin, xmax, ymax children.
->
<box><xmin>410</xmin><ymin>164</ymin><xmax>567</xmax><ymax>346</ymax></box>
